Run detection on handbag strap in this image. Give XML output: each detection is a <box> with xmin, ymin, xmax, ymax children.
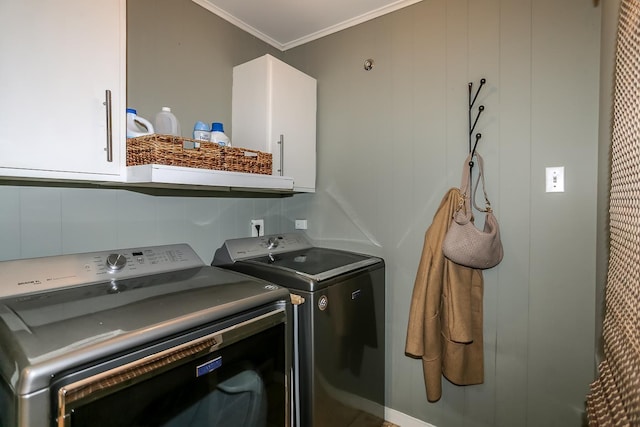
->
<box><xmin>472</xmin><ymin>154</ymin><xmax>492</xmax><ymax>213</ymax></box>
<box><xmin>459</xmin><ymin>152</ymin><xmax>493</xmax><ymax>213</ymax></box>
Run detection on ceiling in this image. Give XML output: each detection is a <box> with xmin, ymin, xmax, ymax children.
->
<box><xmin>192</xmin><ymin>0</ymin><xmax>423</xmax><ymax>51</ymax></box>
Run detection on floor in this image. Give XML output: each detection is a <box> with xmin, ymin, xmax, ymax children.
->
<box><xmin>344</xmin><ymin>411</ymin><xmax>400</xmax><ymax>426</ymax></box>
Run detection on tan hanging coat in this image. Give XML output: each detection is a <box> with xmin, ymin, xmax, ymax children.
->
<box><xmin>405</xmin><ymin>188</ymin><xmax>484</xmax><ymax>402</ymax></box>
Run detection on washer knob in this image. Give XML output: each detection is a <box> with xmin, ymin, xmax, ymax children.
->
<box><xmin>266</xmin><ymin>237</ymin><xmax>279</xmax><ymax>250</ymax></box>
<box><xmin>106</xmin><ymin>253</ymin><xmax>127</xmax><ymax>271</ymax></box>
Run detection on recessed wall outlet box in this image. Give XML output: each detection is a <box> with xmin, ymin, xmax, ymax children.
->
<box><xmin>251</xmin><ymin>219</ymin><xmax>264</xmax><ymax>237</ymax></box>
<box><xmin>545</xmin><ymin>166</ymin><xmax>565</xmax><ymax>193</ymax></box>
<box><xmin>295</xmin><ymin>219</ymin><xmax>308</xmax><ymax>230</ymax></box>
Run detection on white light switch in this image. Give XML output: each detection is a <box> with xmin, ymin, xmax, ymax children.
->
<box><xmin>545</xmin><ymin>167</ymin><xmax>565</xmax><ymax>192</ymax></box>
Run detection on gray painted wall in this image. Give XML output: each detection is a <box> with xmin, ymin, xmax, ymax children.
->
<box><xmin>127</xmin><ymin>0</ymin><xmax>283</xmax><ymax>139</ymax></box>
<box><xmin>596</xmin><ymin>0</ymin><xmax>619</xmax><ymax>364</ymax></box>
<box><xmin>0</xmin><ymin>0</ymin><xmax>605</xmax><ymax>426</ymax></box>
<box><xmin>283</xmin><ymin>0</ymin><xmax>601</xmax><ymax>426</ymax></box>
<box><xmin>0</xmin><ymin>185</ymin><xmax>287</xmax><ymax>262</ymax></box>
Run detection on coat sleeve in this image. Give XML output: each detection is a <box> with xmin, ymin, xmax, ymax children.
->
<box><xmin>405</xmin><ymin>236</ymin><xmax>433</xmax><ymax>358</ymax></box>
<box><xmin>405</xmin><ymin>189</ymin><xmax>461</xmax><ymax>402</ymax></box>
<box><xmin>405</xmin><ymin>232</ymin><xmax>444</xmax><ymax>402</ymax></box>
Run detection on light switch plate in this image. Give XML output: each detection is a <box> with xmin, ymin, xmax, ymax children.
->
<box><xmin>545</xmin><ymin>167</ymin><xmax>565</xmax><ymax>192</ymax></box>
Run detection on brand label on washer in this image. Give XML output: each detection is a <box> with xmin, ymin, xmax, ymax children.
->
<box><xmin>318</xmin><ymin>295</ymin><xmax>328</xmax><ymax>311</ymax></box>
<box><xmin>196</xmin><ymin>356</ymin><xmax>222</xmax><ymax>377</ymax></box>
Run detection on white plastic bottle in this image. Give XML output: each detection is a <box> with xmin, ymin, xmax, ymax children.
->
<box><xmin>210</xmin><ymin>122</ymin><xmax>231</xmax><ymax>147</ymax></box>
<box><xmin>154</xmin><ymin>107</ymin><xmax>181</xmax><ymax>136</ymax></box>
<box><xmin>126</xmin><ymin>108</ymin><xmax>154</xmax><ymax>138</ymax></box>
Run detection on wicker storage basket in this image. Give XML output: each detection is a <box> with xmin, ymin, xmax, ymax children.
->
<box><xmin>126</xmin><ymin>134</ymin><xmax>272</xmax><ymax>175</ymax></box>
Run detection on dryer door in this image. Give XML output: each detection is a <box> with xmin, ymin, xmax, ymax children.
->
<box><xmin>53</xmin><ymin>309</ymin><xmax>288</xmax><ymax>427</ymax></box>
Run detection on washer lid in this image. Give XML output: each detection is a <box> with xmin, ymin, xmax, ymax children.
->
<box><xmin>230</xmin><ymin>248</ymin><xmax>382</xmax><ymax>289</ymax></box>
<box><xmin>247</xmin><ymin>248</ymin><xmax>380</xmax><ymax>282</ymax></box>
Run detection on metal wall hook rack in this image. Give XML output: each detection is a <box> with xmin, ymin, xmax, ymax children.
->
<box><xmin>468</xmin><ymin>78</ymin><xmax>486</xmax><ymax>170</ymax></box>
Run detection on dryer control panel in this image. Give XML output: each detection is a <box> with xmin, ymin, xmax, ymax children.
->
<box><xmin>0</xmin><ymin>244</ymin><xmax>205</xmax><ymax>298</ymax></box>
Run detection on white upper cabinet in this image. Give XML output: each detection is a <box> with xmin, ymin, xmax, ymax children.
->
<box><xmin>0</xmin><ymin>0</ymin><xmax>125</xmax><ymax>180</ymax></box>
<box><xmin>232</xmin><ymin>55</ymin><xmax>317</xmax><ymax>192</ymax></box>
<box><xmin>0</xmin><ymin>7</ymin><xmax>301</xmax><ymax>193</ymax></box>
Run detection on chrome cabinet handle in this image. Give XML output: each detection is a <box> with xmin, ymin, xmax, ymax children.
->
<box><xmin>277</xmin><ymin>134</ymin><xmax>284</xmax><ymax>176</ymax></box>
<box><xmin>104</xmin><ymin>89</ymin><xmax>113</xmax><ymax>162</ymax></box>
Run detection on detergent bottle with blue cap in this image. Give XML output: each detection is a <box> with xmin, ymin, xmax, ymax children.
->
<box><xmin>210</xmin><ymin>122</ymin><xmax>231</xmax><ymax>147</ymax></box>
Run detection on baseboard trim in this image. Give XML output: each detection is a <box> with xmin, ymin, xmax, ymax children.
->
<box><xmin>385</xmin><ymin>407</ymin><xmax>437</xmax><ymax>427</ymax></box>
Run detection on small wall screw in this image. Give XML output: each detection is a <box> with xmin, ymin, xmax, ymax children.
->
<box><xmin>364</xmin><ymin>59</ymin><xmax>374</xmax><ymax>71</ymax></box>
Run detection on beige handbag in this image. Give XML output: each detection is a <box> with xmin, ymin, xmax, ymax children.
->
<box><xmin>442</xmin><ymin>152</ymin><xmax>503</xmax><ymax>269</ymax></box>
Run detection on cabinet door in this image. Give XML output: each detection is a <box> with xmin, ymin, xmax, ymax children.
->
<box><xmin>270</xmin><ymin>58</ymin><xmax>317</xmax><ymax>193</ymax></box>
<box><xmin>0</xmin><ymin>0</ymin><xmax>124</xmax><ymax>177</ymax></box>
<box><xmin>232</xmin><ymin>55</ymin><xmax>317</xmax><ymax>192</ymax></box>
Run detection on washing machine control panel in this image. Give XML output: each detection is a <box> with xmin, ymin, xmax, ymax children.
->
<box><xmin>219</xmin><ymin>233</ymin><xmax>313</xmax><ymax>261</ymax></box>
<box><xmin>0</xmin><ymin>244</ymin><xmax>205</xmax><ymax>298</ymax></box>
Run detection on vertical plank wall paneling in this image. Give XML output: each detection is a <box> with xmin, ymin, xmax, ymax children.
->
<box><xmin>284</xmin><ymin>0</ymin><xmax>601</xmax><ymax>425</ymax></box>
<box><xmin>0</xmin><ymin>186</ymin><xmax>21</xmax><ymax>261</ymax></box>
<box><xmin>465</xmin><ymin>1</ymin><xmax>501</xmax><ymax>425</ymax></box>
<box><xmin>60</xmin><ymin>188</ymin><xmax>119</xmax><ymax>253</ymax></box>
<box><xmin>528</xmin><ymin>0</ymin><xmax>599</xmax><ymax>425</ymax></box>
<box><xmin>495</xmin><ymin>0</ymin><xmax>532</xmax><ymax>425</ymax></box>
<box><xmin>0</xmin><ymin>184</ymin><xmax>286</xmax><ymax>266</ymax></box>
<box><xmin>19</xmin><ymin>187</ymin><xmax>63</xmax><ymax>257</ymax></box>
<box><xmin>595</xmin><ymin>0</ymin><xmax>620</xmax><ymax>367</ymax></box>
